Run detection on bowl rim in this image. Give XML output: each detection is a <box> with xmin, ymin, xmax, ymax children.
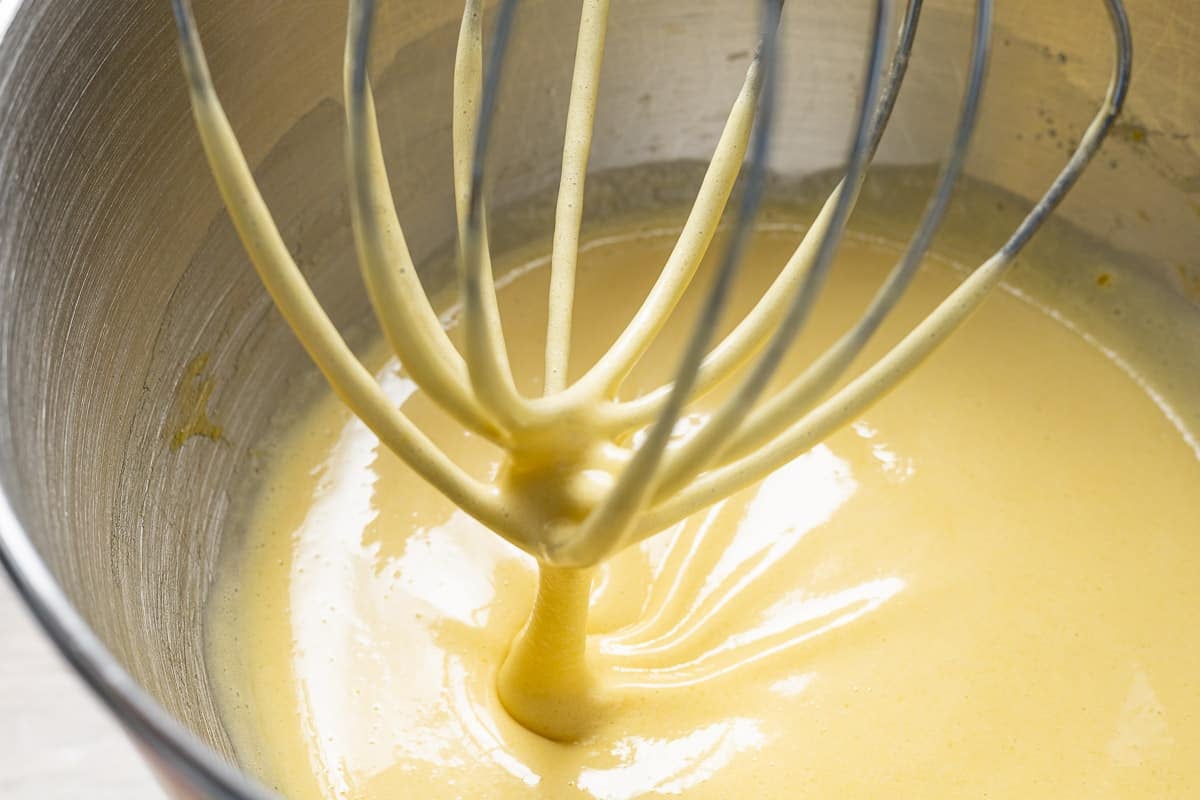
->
<box><xmin>0</xmin><ymin>495</ymin><xmax>271</xmax><ymax>799</ymax></box>
<box><xmin>0</xmin><ymin>2</ymin><xmax>269</xmax><ymax>798</ymax></box>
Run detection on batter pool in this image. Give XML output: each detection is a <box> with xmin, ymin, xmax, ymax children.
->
<box><xmin>206</xmin><ymin>211</ymin><xmax>1200</xmax><ymax>799</ymax></box>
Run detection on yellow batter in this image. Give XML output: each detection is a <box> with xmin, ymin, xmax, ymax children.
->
<box><xmin>207</xmin><ymin>223</ymin><xmax>1200</xmax><ymax>798</ymax></box>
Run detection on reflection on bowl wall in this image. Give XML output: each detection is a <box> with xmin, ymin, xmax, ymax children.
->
<box><xmin>0</xmin><ymin>0</ymin><xmax>1197</xmax><ymax>797</ymax></box>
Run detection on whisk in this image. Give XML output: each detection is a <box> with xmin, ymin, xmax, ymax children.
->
<box><xmin>170</xmin><ymin>0</ymin><xmax>1131</xmax><ymax>571</ymax></box>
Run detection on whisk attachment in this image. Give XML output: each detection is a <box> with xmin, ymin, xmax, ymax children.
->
<box><xmin>171</xmin><ymin>0</ymin><xmax>1131</xmax><ymax>569</ymax></box>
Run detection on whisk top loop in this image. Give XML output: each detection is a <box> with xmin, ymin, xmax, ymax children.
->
<box><xmin>172</xmin><ymin>0</ymin><xmax>1132</xmax><ymax>568</ymax></box>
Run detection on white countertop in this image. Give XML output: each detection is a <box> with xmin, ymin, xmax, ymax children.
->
<box><xmin>0</xmin><ymin>574</ymin><xmax>161</xmax><ymax>799</ymax></box>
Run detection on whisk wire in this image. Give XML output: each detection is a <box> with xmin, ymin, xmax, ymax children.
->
<box><xmin>653</xmin><ymin>0</ymin><xmax>896</xmax><ymax>499</ymax></box>
<box><xmin>173</xmin><ymin>0</ymin><xmax>540</xmax><ymax>550</ymax></box>
<box><xmin>592</xmin><ymin>0</ymin><xmax>922</xmax><ymax>437</ymax></box>
<box><xmin>452</xmin><ymin>0</ymin><xmax>535</xmax><ymax>430</ymax></box>
<box><xmin>345</xmin><ymin>0</ymin><xmax>505</xmax><ymax>443</ymax></box>
<box><xmin>448</xmin><ymin>0</ymin><xmax>527</xmax><ymax>430</ymax></box>
<box><xmin>553</xmin><ymin>0</ymin><xmax>788</xmax><ymax>567</ymax></box>
<box><xmin>637</xmin><ymin>0</ymin><xmax>1132</xmax><ymax>536</ymax></box>
<box><xmin>545</xmin><ymin>0</ymin><xmax>612</xmax><ymax>395</ymax></box>
<box><xmin>710</xmin><ymin>0</ymin><xmax>992</xmax><ymax>469</ymax></box>
<box><xmin>563</xmin><ymin>40</ymin><xmax>772</xmax><ymax>402</ymax></box>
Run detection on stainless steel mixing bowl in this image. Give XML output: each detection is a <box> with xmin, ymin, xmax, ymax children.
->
<box><xmin>0</xmin><ymin>1</ymin><xmax>1197</xmax><ymax>797</ymax></box>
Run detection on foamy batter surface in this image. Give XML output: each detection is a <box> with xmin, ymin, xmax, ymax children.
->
<box><xmin>207</xmin><ymin>225</ymin><xmax>1200</xmax><ymax>798</ymax></box>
